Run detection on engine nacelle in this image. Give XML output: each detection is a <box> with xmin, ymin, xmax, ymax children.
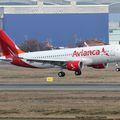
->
<box><xmin>89</xmin><ymin>63</ymin><xmax>107</xmax><ymax>69</ymax></box>
<box><xmin>66</xmin><ymin>61</ymin><xmax>83</xmax><ymax>71</ymax></box>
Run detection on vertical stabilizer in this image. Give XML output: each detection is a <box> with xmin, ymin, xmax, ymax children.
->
<box><xmin>0</xmin><ymin>30</ymin><xmax>24</xmax><ymax>57</ymax></box>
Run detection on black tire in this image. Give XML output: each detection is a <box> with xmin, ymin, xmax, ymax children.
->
<box><xmin>116</xmin><ymin>68</ymin><xmax>120</xmax><ymax>72</ymax></box>
<box><xmin>75</xmin><ymin>70</ymin><xmax>82</xmax><ymax>76</ymax></box>
<box><xmin>58</xmin><ymin>72</ymin><xmax>65</xmax><ymax>77</ymax></box>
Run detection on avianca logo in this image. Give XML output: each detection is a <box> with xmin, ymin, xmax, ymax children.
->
<box><xmin>72</xmin><ymin>48</ymin><xmax>109</xmax><ymax>57</ymax></box>
<box><xmin>102</xmin><ymin>48</ymin><xmax>109</xmax><ymax>56</ymax></box>
<box><xmin>70</xmin><ymin>64</ymin><xmax>75</xmax><ymax>70</ymax></box>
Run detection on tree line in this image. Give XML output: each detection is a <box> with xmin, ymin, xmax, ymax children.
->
<box><xmin>19</xmin><ymin>39</ymin><xmax>53</xmax><ymax>52</ymax></box>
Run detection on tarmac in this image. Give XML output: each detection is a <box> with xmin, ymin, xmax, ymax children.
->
<box><xmin>0</xmin><ymin>83</ymin><xmax>120</xmax><ymax>91</ymax></box>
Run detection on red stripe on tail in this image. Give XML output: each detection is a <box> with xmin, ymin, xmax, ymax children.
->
<box><xmin>0</xmin><ymin>30</ymin><xmax>24</xmax><ymax>57</ymax></box>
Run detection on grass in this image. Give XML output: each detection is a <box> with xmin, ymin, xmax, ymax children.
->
<box><xmin>0</xmin><ymin>91</ymin><xmax>119</xmax><ymax>119</ymax></box>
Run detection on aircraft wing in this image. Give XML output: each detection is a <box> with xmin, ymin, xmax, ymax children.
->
<box><xmin>20</xmin><ymin>57</ymin><xmax>68</xmax><ymax>68</ymax></box>
<box><xmin>19</xmin><ymin>57</ymin><xmax>92</xmax><ymax>68</ymax></box>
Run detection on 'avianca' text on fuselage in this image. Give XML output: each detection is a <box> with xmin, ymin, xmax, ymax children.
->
<box><xmin>72</xmin><ymin>49</ymin><xmax>100</xmax><ymax>57</ymax></box>
<box><xmin>72</xmin><ymin>47</ymin><xmax>110</xmax><ymax>57</ymax></box>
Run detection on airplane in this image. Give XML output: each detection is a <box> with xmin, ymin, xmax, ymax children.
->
<box><xmin>0</xmin><ymin>29</ymin><xmax>120</xmax><ymax>77</ymax></box>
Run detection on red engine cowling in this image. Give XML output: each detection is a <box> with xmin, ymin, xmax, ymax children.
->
<box><xmin>66</xmin><ymin>61</ymin><xmax>82</xmax><ymax>71</ymax></box>
<box><xmin>89</xmin><ymin>63</ymin><xmax>107</xmax><ymax>69</ymax></box>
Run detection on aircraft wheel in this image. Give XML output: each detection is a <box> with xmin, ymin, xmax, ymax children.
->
<box><xmin>75</xmin><ymin>70</ymin><xmax>82</xmax><ymax>76</ymax></box>
<box><xmin>58</xmin><ymin>72</ymin><xmax>65</xmax><ymax>77</ymax></box>
<box><xmin>116</xmin><ymin>68</ymin><xmax>120</xmax><ymax>72</ymax></box>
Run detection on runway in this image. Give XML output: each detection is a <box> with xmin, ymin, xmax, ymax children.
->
<box><xmin>0</xmin><ymin>83</ymin><xmax>120</xmax><ymax>91</ymax></box>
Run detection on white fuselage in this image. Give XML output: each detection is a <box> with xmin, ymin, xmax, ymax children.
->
<box><xmin>18</xmin><ymin>45</ymin><xmax>120</xmax><ymax>68</ymax></box>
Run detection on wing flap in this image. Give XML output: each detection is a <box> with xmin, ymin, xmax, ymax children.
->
<box><xmin>20</xmin><ymin>57</ymin><xmax>67</xmax><ymax>68</ymax></box>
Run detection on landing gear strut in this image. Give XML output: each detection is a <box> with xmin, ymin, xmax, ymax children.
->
<box><xmin>58</xmin><ymin>71</ymin><xmax>65</xmax><ymax>77</ymax></box>
<box><xmin>75</xmin><ymin>70</ymin><xmax>82</xmax><ymax>76</ymax></box>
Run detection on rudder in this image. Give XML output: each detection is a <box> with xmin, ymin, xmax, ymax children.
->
<box><xmin>0</xmin><ymin>30</ymin><xmax>24</xmax><ymax>57</ymax></box>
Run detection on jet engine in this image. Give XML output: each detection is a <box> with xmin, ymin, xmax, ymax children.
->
<box><xmin>66</xmin><ymin>61</ymin><xmax>83</xmax><ymax>71</ymax></box>
<box><xmin>89</xmin><ymin>63</ymin><xmax>108</xmax><ymax>69</ymax></box>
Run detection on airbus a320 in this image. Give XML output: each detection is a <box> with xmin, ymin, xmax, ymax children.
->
<box><xmin>0</xmin><ymin>30</ymin><xmax>120</xmax><ymax>77</ymax></box>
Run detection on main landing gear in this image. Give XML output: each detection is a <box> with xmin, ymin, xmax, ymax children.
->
<box><xmin>58</xmin><ymin>71</ymin><xmax>65</xmax><ymax>77</ymax></box>
<box><xmin>116</xmin><ymin>68</ymin><xmax>120</xmax><ymax>72</ymax></box>
<box><xmin>75</xmin><ymin>70</ymin><xmax>82</xmax><ymax>76</ymax></box>
<box><xmin>58</xmin><ymin>70</ymin><xmax>82</xmax><ymax>77</ymax></box>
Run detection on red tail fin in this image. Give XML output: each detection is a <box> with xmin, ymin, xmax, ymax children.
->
<box><xmin>0</xmin><ymin>30</ymin><xmax>24</xmax><ymax>57</ymax></box>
